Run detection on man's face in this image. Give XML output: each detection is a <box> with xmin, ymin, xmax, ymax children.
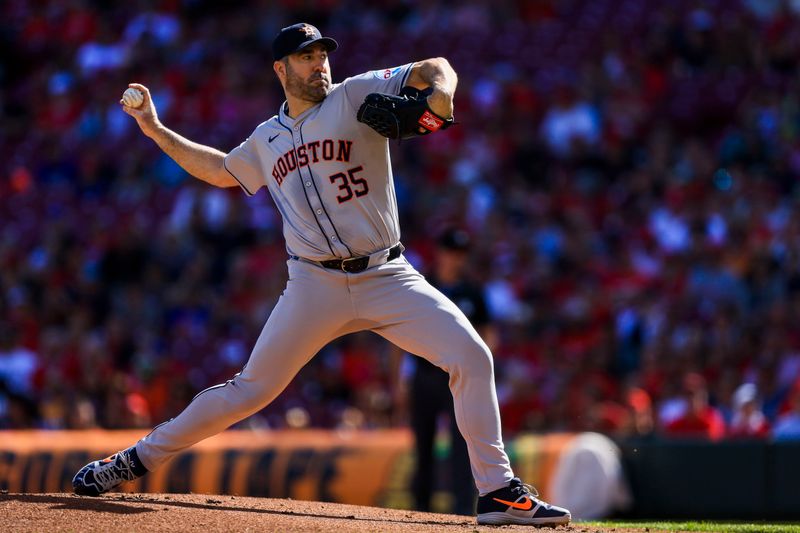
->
<box><xmin>278</xmin><ymin>43</ymin><xmax>332</xmax><ymax>103</ymax></box>
<box><xmin>437</xmin><ymin>247</ymin><xmax>468</xmax><ymax>275</ymax></box>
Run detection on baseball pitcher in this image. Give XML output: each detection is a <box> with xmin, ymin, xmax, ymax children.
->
<box><xmin>72</xmin><ymin>23</ymin><xmax>570</xmax><ymax>527</ymax></box>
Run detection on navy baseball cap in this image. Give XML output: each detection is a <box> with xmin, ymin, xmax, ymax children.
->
<box><xmin>272</xmin><ymin>23</ymin><xmax>338</xmax><ymax>61</ymax></box>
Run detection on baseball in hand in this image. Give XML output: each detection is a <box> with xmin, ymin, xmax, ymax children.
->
<box><xmin>121</xmin><ymin>87</ymin><xmax>144</xmax><ymax>108</ymax></box>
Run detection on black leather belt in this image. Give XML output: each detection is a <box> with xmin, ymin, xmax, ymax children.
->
<box><xmin>312</xmin><ymin>243</ymin><xmax>403</xmax><ymax>273</ymax></box>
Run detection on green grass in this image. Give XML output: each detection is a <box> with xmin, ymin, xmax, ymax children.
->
<box><xmin>580</xmin><ymin>520</ymin><xmax>800</xmax><ymax>533</ymax></box>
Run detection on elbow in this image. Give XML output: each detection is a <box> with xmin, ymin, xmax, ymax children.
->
<box><xmin>430</xmin><ymin>57</ymin><xmax>456</xmax><ymax>76</ymax></box>
<box><xmin>435</xmin><ymin>56</ymin><xmax>452</xmax><ymax>68</ymax></box>
<box><xmin>433</xmin><ymin>57</ymin><xmax>457</xmax><ymax>89</ymax></box>
<box><xmin>408</xmin><ymin>57</ymin><xmax>458</xmax><ymax>91</ymax></box>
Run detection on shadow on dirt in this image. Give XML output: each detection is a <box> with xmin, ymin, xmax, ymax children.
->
<box><xmin>0</xmin><ymin>494</ymin><xmax>473</xmax><ymax>527</ymax></box>
<box><xmin>1</xmin><ymin>494</ymin><xmax>155</xmax><ymax>514</ymax></box>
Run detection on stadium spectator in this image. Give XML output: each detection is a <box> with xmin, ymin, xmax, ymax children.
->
<box><xmin>662</xmin><ymin>373</ymin><xmax>727</xmax><ymax>441</ymax></box>
<box><xmin>727</xmin><ymin>383</ymin><xmax>771</xmax><ymax>439</ymax></box>
<box><xmin>539</xmin><ymin>84</ymin><xmax>601</xmax><ymax>158</ymax></box>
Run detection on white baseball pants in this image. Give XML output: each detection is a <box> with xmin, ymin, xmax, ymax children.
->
<box><xmin>136</xmin><ymin>255</ymin><xmax>514</xmax><ymax>494</ymax></box>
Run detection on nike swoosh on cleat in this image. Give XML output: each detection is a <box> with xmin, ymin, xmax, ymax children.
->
<box><xmin>268</xmin><ymin>134</ymin><xmax>279</xmax><ymax>143</ymax></box>
<box><xmin>493</xmin><ymin>497</ymin><xmax>534</xmax><ymax>511</ymax></box>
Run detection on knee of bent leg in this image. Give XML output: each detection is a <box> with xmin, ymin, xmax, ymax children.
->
<box><xmin>449</xmin><ymin>338</ymin><xmax>494</xmax><ymax>378</ymax></box>
<box><xmin>227</xmin><ymin>377</ymin><xmax>274</xmax><ymax>417</ymax></box>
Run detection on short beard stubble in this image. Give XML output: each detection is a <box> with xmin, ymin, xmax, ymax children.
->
<box><xmin>283</xmin><ymin>59</ymin><xmax>331</xmax><ymax>103</ymax></box>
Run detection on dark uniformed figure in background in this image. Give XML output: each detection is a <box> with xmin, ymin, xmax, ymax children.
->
<box><xmin>406</xmin><ymin>229</ymin><xmax>496</xmax><ymax>515</ymax></box>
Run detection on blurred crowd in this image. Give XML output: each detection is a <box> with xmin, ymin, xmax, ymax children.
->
<box><xmin>3</xmin><ymin>0</ymin><xmax>800</xmax><ymax>442</ymax></box>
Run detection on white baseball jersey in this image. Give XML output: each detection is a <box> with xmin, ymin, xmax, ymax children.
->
<box><xmin>224</xmin><ymin>64</ymin><xmax>413</xmax><ymax>260</ymax></box>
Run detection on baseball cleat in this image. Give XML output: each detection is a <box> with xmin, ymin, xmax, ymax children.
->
<box><xmin>476</xmin><ymin>477</ymin><xmax>571</xmax><ymax>526</ymax></box>
<box><xmin>72</xmin><ymin>446</ymin><xmax>147</xmax><ymax>496</ymax></box>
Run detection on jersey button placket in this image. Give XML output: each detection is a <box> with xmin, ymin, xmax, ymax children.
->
<box><xmin>305</xmin><ymin>175</ymin><xmax>331</xmax><ymax>237</ymax></box>
<box><xmin>294</xmin><ymin>119</ymin><xmax>349</xmax><ymax>258</ymax></box>
<box><xmin>302</xmin><ymin>160</ymin><xmax>345</xmax><ymax>255</ymax></box>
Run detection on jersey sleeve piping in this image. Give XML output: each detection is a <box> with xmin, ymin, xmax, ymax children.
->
<box><xmin>398</xmin><ymin>64</ymin><xmax>412</xmax><ymax>93</ymax></box>
<box><xmin>222</xmin><ymin>157</ymin><xmax>256</xmax><ymax>197</ymax></box>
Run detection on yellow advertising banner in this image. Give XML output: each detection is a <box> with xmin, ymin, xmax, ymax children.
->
<box><xmin>0</xmin><ymin>430</ymin><xmax>575</xmax><ymax>510</ymax></box>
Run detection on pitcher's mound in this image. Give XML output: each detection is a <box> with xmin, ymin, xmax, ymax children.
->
<box><xmin>1</xmin><ymin>492</ymin><xmax>618</xmax><ymax>532</ymax></box>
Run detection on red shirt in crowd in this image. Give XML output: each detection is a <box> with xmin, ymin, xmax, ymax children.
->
<box><xmin>664</xmin><ymin>407</ymin><xmax>727</xmax><ymax>441</ymax></box>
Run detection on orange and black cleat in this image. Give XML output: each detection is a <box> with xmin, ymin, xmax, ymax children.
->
<box><xmin>476</xmin><ymin>477</ymin><xmax>571</xmax><ymax>526</ymax></box>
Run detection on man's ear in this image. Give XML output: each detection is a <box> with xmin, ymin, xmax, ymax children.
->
<box><xmin>274</xmin><ymin>60</ymin><xmax>286</xmax><ymax>81</ymax></box>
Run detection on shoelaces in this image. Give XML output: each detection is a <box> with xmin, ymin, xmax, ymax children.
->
<box><xmin>92</xmin><ymin>454</ymin><xmax>135</xmax><ymax>490</ymax></box>
<box><xmin>511</xmin><ymin>480</ymin><xmax>540</xmax><ymax>499</ymax></box>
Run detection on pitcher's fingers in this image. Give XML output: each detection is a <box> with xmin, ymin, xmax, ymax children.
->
<box><xmin>127</xmin><ymin>83</ymin><xmax>151</xmax><ymax>103</ymax></box>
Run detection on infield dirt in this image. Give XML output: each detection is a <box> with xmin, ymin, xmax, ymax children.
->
<box><xmin>0</xmin><ymin>492</ymin><xmax>662</xmax><ymax>532</ymax></box>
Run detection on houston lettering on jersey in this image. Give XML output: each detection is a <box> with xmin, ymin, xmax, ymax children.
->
<box><xmin>271</xmin><ymin>139</ymin><xmax>353</xmax><ymax>185</ymax></box>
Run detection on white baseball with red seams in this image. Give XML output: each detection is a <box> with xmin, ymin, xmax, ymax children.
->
<box><xmin>121</xmin><ymin>87</ymin><xmax>144</xmax><ymax>108</ymax></box>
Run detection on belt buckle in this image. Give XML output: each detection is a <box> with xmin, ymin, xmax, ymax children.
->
<box><xmin>341</xmin><ymin>256</ymin><xmax>368</xmax><ymax>273</ymax></box>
